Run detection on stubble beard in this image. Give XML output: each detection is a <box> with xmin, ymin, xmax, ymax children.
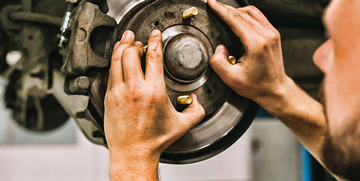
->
<box><xmin>319</xmin><ymin>81</ymin><xmax>360</xmax><ymax>180</ymax></box>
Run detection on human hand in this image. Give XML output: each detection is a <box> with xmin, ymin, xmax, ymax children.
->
<box><xmin>207</xmin><ymin>0</ymin><xmax>292</xmax><ymax>104</ymax></box>
<box><xmin>104</xmin><ymin>30</ymin><xmax>205</xmax><ymax>180</ymax></box>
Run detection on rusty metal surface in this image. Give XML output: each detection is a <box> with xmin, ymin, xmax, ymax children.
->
<box><xmin>61</xmin><ymin>2</ymin><xmax>116</xmax><ymax>76</ymax></box>
<box><xmin>60</xmin><ymin>2</ymin><xmax>117</xmax><ymax>95</ymax></box>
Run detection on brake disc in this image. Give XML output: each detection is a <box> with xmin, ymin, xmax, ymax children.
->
<box><xmin>83</xmin><ymin>0</ymin><xmax>259</xmax><ymax>164</ymax></box>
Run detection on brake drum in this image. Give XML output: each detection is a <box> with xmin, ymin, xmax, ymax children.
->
<box><xmin>89</xmin><ymin>0</ymin><xmax>259</xmax><ymax>164</ymax></box>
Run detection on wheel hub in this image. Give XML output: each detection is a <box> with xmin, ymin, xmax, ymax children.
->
<box><xmin>86</xmin><ymin>0</ymin><xmax>260</xmax><ymax>164</ymax></box>
<box><xmin>163</xmin><ymin>26</ymin><xmax>210</xmax><ymax>82</ymax></box>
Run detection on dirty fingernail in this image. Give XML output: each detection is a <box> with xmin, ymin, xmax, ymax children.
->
<box><xmin>123</xmin><ymin>30</ymin><xmax>134</xmax><ymax>39</ymax></box>
<box><xmin>134</xmin><ymin>41</ymin><xmax>142</xmax><ymax>46</ymax></box>
<box><xmin>151</xmin><ymin>29</ymin><xmax>161</xmax><ymax>36</ymax></box>
<box><xmin>215</xmin><ymin>45</ymin><xmax>224</xmax><ymax>53</ymax></box>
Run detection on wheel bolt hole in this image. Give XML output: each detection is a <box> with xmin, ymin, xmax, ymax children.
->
<box><xmin>207</xmin><ymin>89</ymin><xmax>212</xmax><ymax>94</ymax></box>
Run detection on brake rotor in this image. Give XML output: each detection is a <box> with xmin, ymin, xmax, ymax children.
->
<box><xmin>88</xmin><ymin>0</ymin><xmax>259</xmax><ymax>164</ymax></box>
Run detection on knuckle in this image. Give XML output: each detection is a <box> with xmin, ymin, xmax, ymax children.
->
<box><xmin>110</xmin><ymin>87</ymin><xmax>122</xmax><ymax>99</ymax></box>
<box><xmin>149</xmin><ymin>85</ymin><xmax>164</xmax><ymax>101</ymax></box>
<box><xmin>123</xmin><ymin>47</ymin><xmax>141</xmax><ymax>57</ymax></box>
<box><xmin>266</xmin><ymin>31</ymin><xmax>281</xmax><ymax>45</ymax></box>
<box><xmin>198</xmin><ymin>106</ymin><xmax>206</xmax><ymax>116</ymax></box>
<box><xmin>249</xmin><ymin>37</ymin><xmax>267</xmax><ymax>53</ymax></box>
<box><xmin>147</xmin><ymin>49</ymin><xmax>162</xmax><ymax>60</ymax></box>
<box><xmin>128</xmin><ymin>90</ymin><xmax>142</xmax><ymax>103</ymax></box>
<box><xmin>247</xmin><ymin>5</ymin><xmax>259</xmax><ymax>12</ymax></box>
<box><xmin>105</xmin><ymin>91</ymin><xmax>117</xmax><ymax>105</ymax></box>
<box><xmin>209</xmin><ymin>53</ymin><xmax>225</xmax><ymax>65</ymax></box>
<box><xmin>150</xmin><ymin>92</ymin><xmax>163</xmax><ymax>103</ymax></box>
<box><xmin>128</xmin><ymin>84</ymin><xmax>141</xmax><ymax>96</ymax></box>
<box><xmin>250</xmin><ymin>31</ymin><xmax>280</xmax><ymax>53</ymax></box>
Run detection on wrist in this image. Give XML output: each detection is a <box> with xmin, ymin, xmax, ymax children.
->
<box><xmin>252</xmin><ymin>76</ymin><xmax>295</xmax><ymax>113</ymax></box>
<box><xmin>109</xmin><ymin>148</ymin><xmax>160</xmax><ymax>181</ymax></box>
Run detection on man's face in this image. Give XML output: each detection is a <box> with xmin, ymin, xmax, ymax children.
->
<box><xmin>313</xmin><ymin>0</ymin><xmax>360</xmax><ymax>179</ymax></box>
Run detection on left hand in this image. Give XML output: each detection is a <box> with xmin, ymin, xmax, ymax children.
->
<box><xmin>104</xmin><ymin>30</ymin><xmax>205</xmax><ymax>180</ymax></box>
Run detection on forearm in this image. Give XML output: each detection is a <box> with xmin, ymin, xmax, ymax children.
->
<box><xmin>109</xmin><ymin>149</ymin><xmax>160</xmax><ymax>181</ymax></box>
<box><xmin>254</xmin><ymin>77</ymin><xmax>327</xmax><ymax>162</ymax></box>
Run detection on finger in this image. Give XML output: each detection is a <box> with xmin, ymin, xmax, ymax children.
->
<box><xmin>209</xmin><ymin>45</ymin><xmax>239</xmax><ymax>84</ymax></box>
<box><xmin>241</xmin><ymin>6</ymin><xmax>274</xmax><ymax>29</ymax></box>
<box><xmin>110</xmin><ymin>31</ymin><xmax>135</xmax><ymax>84</ymax></box>
<box><xmin>145</xmin><ymin>29</ymin><xmax>164</xmax><ymax>82</ymax></box>
<box><xmin>180</xmin><ymin>94</ymin><xmax>205</xmax><ymax>130</ymax></box>
<box><xmin>133</xmin><ymin>41</ymin><xmax>143</xmax><ymax>46</ymax></box>
<box><xmin>122</xmin><ymin>46</ymin><xmax>145</xmax><ymax>82</ymax></box>
<box><xmin>232</xmin><ymin>8</ymin><xmax>271</xmax><ymax>35</ymax></box>
<box><xmin>207</xmin><ymin>0</ymin><xmax>258</xmax><ymax>43</ymax></box>
<box><xmin>223</xmin><ymin>4</ymin><xmax>235</xmax><ymax>10</ymax></box>
<box><xmin>134</xmin><ymin>42</ymin><xmax>144</xmax><ymax>56</ymax></box>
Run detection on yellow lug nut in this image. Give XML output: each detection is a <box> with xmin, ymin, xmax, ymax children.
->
<box><xmin>143</xmin><ymin>45</ymin><xmax>148</xmax><ymax>54</ymax></box>
<box><xmin>228</xmin><ymin>56</ymin><xmax>236</xmax><ymax>65</ymax></box>
<box><xmin>183</xmin><ymin>7</ymin><xmax>199</xmax><ymax>19</ymax></box>
<box><xmin>177</xmin><ymin>95</ymin><xmax>193</xmax><ymax>105</ymax></box>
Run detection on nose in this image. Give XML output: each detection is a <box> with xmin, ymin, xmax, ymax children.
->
<box><xmin>313</xmin><ymin>38</ymin><xmax>333</xmax><ymax>73</ymax></box>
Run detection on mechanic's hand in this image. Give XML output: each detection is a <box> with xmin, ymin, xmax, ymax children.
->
<box><xmin>104</xmin><ymin>30</ymin><xmax>205</xmax><ymax>180</ymax></box>
<box><xmin>208</xmin><ymin>0</ymin><xmax>292</xmax><ymax>104</ymax></box>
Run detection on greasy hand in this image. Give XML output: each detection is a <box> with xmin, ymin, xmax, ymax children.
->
<box><xmin>208</xmin><ymin>0</ymin><xmax>291</xmax><ymax>103</ymax></box>
<box><xmin>104</xmin><ymin>30</ymin><xmax>205</xmax><ymax>180</ymax></box>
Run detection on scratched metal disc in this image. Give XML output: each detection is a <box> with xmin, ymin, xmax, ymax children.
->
<box><xmin>88</xmin><ymin>0</ymin><xmax>259</xmax><ymax>164</ymax></box>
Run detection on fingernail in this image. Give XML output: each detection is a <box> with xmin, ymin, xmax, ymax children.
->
<box><xmin>133</xmin><ymin>41</ymin><xmax>142</xmax><ymax>46</ymax></box>
<box><xmin>151</xmin><ymin>29</ymin><xmax>161</xmax><ymax>36</ymax></box>
<box><xmin>123</xmin><ymin>30</ymin><xmax>134</xmax><ymax>39</ymax></box>
<box><xmin>215</xmin><ymin>45</ymin><xmax>224</xmax><ymax>53</ymax></box>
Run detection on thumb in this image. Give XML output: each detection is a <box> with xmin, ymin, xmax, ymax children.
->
<box><xmin>180</xmin><ymin>94</ymin><xmax>205</xmax><ymax>130</ymax></box>
<box><xmin>209</xmin><ymin>45</ymin><xmax>236</xmax><ymax>81</ymax></box>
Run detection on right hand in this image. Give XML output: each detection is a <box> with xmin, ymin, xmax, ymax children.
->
<box><xmin>207</xmin><ymin>0</ymin><xmax>292</xmax><ymax>103</ymax></box>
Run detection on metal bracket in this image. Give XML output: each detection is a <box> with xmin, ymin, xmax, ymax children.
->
<box><xmin>60</xmin><ymin>2</ymin><xmax>118</xmax><ymax>95</ymax></box>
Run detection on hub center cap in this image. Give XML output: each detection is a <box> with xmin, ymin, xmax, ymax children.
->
<box><xmin>162</xmin><ymin>25</ymin><xmax>213</xmax><ymax>91</ymax></box>
<box><xmin>164</xmin><ymin>33</ymin><xmax>209</xmax><ymax>82</ymax></box>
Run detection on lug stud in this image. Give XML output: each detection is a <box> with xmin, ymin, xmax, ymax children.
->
<box><xmin>143</xmin><ymin>45</ymin><xmax>148</xmax><ymax>54</ymax></box>
<box><xmin>177</xmin><ymin>95</ymin><xmax>193</xmax><ymax>105</ymax></box>
<box><xmin>183</xmin><ymin>7</ymin><xmax>198</xmax><ymax>19</ymax></box>
<box><xmin>228</xmin><ymin>56</ymin><xmax>236</xmax><ymax>65</ymax></box>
